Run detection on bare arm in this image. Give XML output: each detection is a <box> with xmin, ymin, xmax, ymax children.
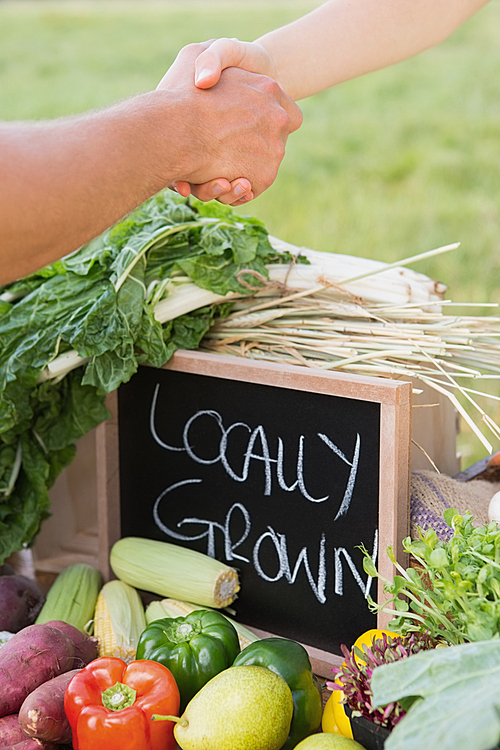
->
<box><xmin>0</xmin><ymin>44</ymin><xmax>301</xmax><ymax>286</ymax></box>
<box><xmin>193</xmin><ymin>0</ymin><xmax>490</xmax><ymax>100</ymax></box>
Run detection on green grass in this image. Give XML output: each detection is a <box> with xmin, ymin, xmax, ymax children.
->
<box><xmin>1</xmin><ymin>0</ymin><xmax>500</xmax><ymax>464</ymax></box>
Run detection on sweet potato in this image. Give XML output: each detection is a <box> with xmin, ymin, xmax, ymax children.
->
<box><xmin>0</xmin><ymin>577</ymin><xmax>45</xmax><ymax>633</ymax></box>
<box><xmin>0</xmin><ymin>624</ymin><xmax>75</xmax><ymax>718</ymax></box>
<box><xmin>1</xmin><ymin>739</ymin><xmax>58</xmax><ymax>750</ymax></box>
<box><xmin>18</xmin><ymin>668</ymin><xmax>80</xmax><ymax>744</ymax></box>
<box><xmin>0</xmin><ymin>715</ymin><xmax>25</xmax><ymax>747</ymax></box>
<box><xmin>43</xmin><ymin>620</ymin><xmax>98</xmax><ymax>668</ymax></box>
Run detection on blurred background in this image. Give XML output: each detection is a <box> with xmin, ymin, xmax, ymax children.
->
<box><xmin>1</xmin><ymin>0</ymin><xmax>500</xmax><ymax>465</ymax></box>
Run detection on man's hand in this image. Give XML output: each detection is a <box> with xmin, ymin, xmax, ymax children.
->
<box><xmin>158</xmin><ymin>42</ymin><xmax>302</xmax><ymax>204</ymax></box>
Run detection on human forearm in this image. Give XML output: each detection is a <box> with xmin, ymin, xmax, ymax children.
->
<box><xmin>256</xmin><ymin>0</ymin><xmax>490</xmax><ymax>100</ymax></box>
<box><xmin>0</xmin><ymin>43</ymin><xmax>301</xmax><ymax>286</ymax></box>
<box><xmin>0</xmin><ymin>91</ymin><xmax>189</xmax><ymax>284</ymax></box>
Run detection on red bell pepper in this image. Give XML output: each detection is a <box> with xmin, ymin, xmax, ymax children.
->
<box><xmin>64</xmin><ymin>657</ymin><xmax>180</xmax><ymax>750</ymax></box>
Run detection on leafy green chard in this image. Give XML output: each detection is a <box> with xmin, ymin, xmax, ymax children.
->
<box><xmin>0</xmin><ymin>191</ymin><xmax>298</xmax><ymax>563</ymax></box>
<box><xmin>363</xmin><ymin>509</ymin><xmax>500</xmax><ymax>644</ymax></box>
<box><xmin>371</xmin><ymin>639</ymin><xmax>500</xmax><ymax>750</ymax></box>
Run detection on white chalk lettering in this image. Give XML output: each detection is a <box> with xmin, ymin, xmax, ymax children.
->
<box><xmin>318</xmin><ymin>433</ymin><xmax>361</xmax><ymax>519</ymax></box>
<box><xmin>334</xmin><ymin>529</ymin><xmax>378</xmax><ymax>598</ymax></box>
<box><xmin>150</xmin><ymin>387</ymin><xmax>362</xmax><ymax>515</ymax></box>
<box><xmin>153</xmin><ymin>478</ymin><xmax>224</xmax><ymax>557</ymax></box>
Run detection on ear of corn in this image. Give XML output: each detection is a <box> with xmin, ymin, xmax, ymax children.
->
<box><xmin>145</xmin><ymin>597</ymin><xmax>260</xmax><ymax>650</ymax></box>
<box><xmin>110</xmin><ymin>537</ymin><xmax>240</xmax><ymax>609</ymax></box>
<box><xmin>94</xmin><ymin>579</ymin><xmax>146</xmax><ymax>663</ymax></box>
<box><xmin>36</xmin><ymin>563</ymin><xmax>102</xmax><ymax>633</ymax></box>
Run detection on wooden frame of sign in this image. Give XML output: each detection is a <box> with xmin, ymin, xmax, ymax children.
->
<box><xmin>96</xmin><ymin>350</ymin><xmax>411</xmax><ymax>676</ymax></box>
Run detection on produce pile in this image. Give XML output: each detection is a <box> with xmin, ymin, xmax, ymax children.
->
<box><xmin>2</xmin><ymin>191</ymin><xmax>500</xmax><ymax>566</ymax></box>
<box><xmin>0</xmin><ymin>537</ymin><xmax>325</xmax><ymax>750</ymax></box>
<box><xmin>4</xmin><ymin>510</ymin><xmax>500</xmax><ymax>750</ymax></box>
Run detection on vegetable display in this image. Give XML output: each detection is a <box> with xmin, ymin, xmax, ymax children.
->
<box><xmin>136</xmin><ymin>609</ymin><xmax>240</xmax><ymax>711</ymax></box>
<box><xmin>64</xmin><ymin>656</ymin><xmax>180</xmax><ymax>750</ymax></box>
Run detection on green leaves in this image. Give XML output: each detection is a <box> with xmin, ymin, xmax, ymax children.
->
<box><xmin>363</xmin><ymin>511</ymin><xmax>500</xmax><ymax>644</ymax></box>
<box><xmin>371</xmin><ymin>640</ymin><xmax>500</xmax><ymax>750</ymax></box>
<box><xmin>0</xmin><ymin>191</ymin><xmax>292</xmax><ymax>563</ymax></box>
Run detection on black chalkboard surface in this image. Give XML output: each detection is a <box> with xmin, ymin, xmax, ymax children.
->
<box><xmin>109</xmin><ymin>352</ymin><xmax>411</xmax><ymax>659</ymax></box>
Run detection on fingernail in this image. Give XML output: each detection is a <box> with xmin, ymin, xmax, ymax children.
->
<box><xmin>234</xmin><ymin>184</ymin><xmax>247</xmax><ymax>197</ymax></box>
<box><xmin>212</xmin><ymin>182</ymin><xmax>226</xmax><ymax>197</ymax></box>
<box><xmin>195</xmin><ymin>68</ymin><xmax>213</xmax><ymax>85</ymax></box>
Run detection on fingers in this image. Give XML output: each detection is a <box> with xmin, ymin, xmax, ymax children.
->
<box><xmin>173</xmin><ymin>178</ymin><xmax>254</xmax><ymax>206</ymax></box>
<box><xmin>157</xmin><ymin>40</ymin><xmax>216</xmax><ymax>90</ymax></box>
<box><xmin>172</xmin><ymin>181</ymin><xmax>192</xmax><ymax>198</ymax></box>
<box><xmin>194</xmin><ymin>38</ymin><xmax>277</xmax><ymax>90</ymax></box>
<box><xmin>195</xmin><ymin>39</ymin><xmax>249</xmax><ymax>89</ymax></box>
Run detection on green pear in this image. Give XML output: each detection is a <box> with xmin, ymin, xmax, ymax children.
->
<box><xmin>173</xmin><ymin>665</ymin><xmax>294</xmax><ymax>750</ymax></box>
<box><xmin>294</xmin><ymin>734</ymin><xmax>366</xmax><ymax>750</ymax></box>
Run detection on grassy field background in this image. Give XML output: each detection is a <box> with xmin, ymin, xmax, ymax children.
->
<box><xmin>1</xmin><ymin>0</ymin><xmax>500</xmax><ymax>463</ymax></box>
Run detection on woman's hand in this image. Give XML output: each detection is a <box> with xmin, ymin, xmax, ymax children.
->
<box><xmin>173</xmin><ymin>39</ymin><xmax>279</xmax><ymax>206</ymax></box>
<box><xmin>194</xmin><ymin>38</ymin><xmax>279</xmax><ymax>89</ymax></box>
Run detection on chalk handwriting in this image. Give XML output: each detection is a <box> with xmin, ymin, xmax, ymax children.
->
<box><xmin>149</xmin><ymin>383</ymin><xmax>375</xmax><ymax>605</ymax></box>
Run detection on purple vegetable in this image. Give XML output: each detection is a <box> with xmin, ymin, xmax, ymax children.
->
<box><xmin>1</xmin><ymin>739</ymin><xmax>57</xmax><ymax>750</ymax></box>
<box><xmin>18</xmin><ymin>669</ymin><xmax>80</xmax><ymax>744</ymax></box>
<box><xmin>43</xmin><ymin>620</ymin><xmax>98</xmax><ymax>668</ymax></box>
<box><xmin>0</xmin><ymin>715</ymin><xmax>25</xmax><ymax>747</ymax></box>
<box><xmin>0</xmin><ymin>577</ymin><xmax>45</xmax><ymax>633</ymax></box>
<box><xmin>0</xmin><ymin>624</ymin><xmax>75</xmax><ymax>718</ymax></box>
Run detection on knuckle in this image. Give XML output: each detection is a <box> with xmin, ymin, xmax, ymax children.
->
<box><xmin>257</xmin><ymin>76</ymin><xmax>281</xmax><ymax>96</ymax></box>
<box><xmin>182</xmin><ymin>41</ymin><xmax>210</xmax><ymax>56</ymax></box>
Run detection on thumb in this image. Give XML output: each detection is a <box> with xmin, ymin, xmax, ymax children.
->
<box><xmin>194</xmin><ymin>38</ymin><xmax>255</xmax><ymax>89</ymax></box>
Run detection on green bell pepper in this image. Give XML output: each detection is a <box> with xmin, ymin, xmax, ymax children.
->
<box><xmin>232</xmin><ymin>637</ymin><xmax>322</xmax><ymax>749</ymax></box>
<box><xmin>135</xmin><ymin>609</ymin><xmax>240</xmax><ymax>711</ymax></box>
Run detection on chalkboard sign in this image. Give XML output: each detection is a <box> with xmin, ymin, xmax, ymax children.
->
<box><xmin>97</xmin><ymin>351</ymin><xmax>411</xmax><ymax>673</ymax></box>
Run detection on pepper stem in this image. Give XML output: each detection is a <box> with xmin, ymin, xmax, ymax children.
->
<box><xmin>101</xmin><ymin>682</ymin><xmax>137</xmax><ymax>711</ymax></box>
<box><xmin>151</xmin><ymin>714</ymin><xmax>189</xmax><ymax>727</ymax></box>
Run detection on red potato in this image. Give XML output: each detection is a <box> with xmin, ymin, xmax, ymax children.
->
<box><xmin>43</xmin><ymin>620</ymin><xmax>98</xmax><ymax>668</ymax></box>
<box><xmin>18</xmin><ymin>669</ymin><xmax>80</xmax><ymax>744</ymax></box>
<box><xmin>0</xmin><ymin>715</ymin><xmax>25</xmax><ymax>747</ymax></box>
<box><xmin>0</xmin><ymin>624</ymin><xmax>75</xmax><ymax>718</ymax></box>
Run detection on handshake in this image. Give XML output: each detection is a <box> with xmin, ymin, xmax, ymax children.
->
<box><xmin>156</xmin><ymin>39</ymin><xmax>303</xmax><ymax>207</ymax></box>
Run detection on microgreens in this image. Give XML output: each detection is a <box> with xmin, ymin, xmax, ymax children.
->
<box><xmin>362</xmin><ymin>509</ymin><xmax>500</xmax><ymax>644</ymax></box>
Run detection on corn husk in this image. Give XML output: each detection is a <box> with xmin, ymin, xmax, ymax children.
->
<box><xmin>110</xmin><ymin>537</ymin><xmax>240</xmax><ymax>609</ymax></box>
<box><xmin>94</xmin><ymin>579</ymin><xmax>146</xmax><ymax>663</ymax></box>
